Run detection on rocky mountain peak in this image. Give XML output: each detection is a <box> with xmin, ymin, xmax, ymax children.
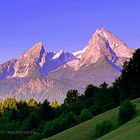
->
<box><xmin>72</xmin><ymin>28</ymin><xmax>134</xmax><ymax>69</ymax></box>
<box><xmin>12</xmin><ymin>42</ymin><xmax>77</xmax><ymax>78</ymax></box>
<box><xmin>95</xmin><ymin>27</ymin><xmax>106</xmax><ymax>33</ymax></box>
<box><xmin>23</xmin><ymin>42</ymin><xmax>46</xmax><ymax>61</ymax></box>
<box><xmin>31</xmin><ymin>41</ymin><xmax>44</xmax><ymax>50</ymax></box>
<box><xmin>0</xmin><ymin>59</ymin><xmax>17</xmax><ymax>80</ymax></box>
<box><xmin>0</xmin><ymin>28</ymin><xmax>135</xmax><ymax>103</ymax></box>
<box><xmin>13</xmin><ymin>42</ymin><xmax>47</xmax><ymax>78</ymax></box>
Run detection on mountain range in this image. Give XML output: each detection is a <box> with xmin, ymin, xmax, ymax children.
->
<box><xmin>0</xmin><ymin>28</ymin><xmax>134</xmax><ymax>103</ymax></box>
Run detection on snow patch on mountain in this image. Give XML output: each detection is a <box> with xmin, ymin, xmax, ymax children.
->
<box><xmin>0</xmin><ymin>28</ymin><xmax>135</xmax><ymax>103</ymax></box>
<box><xmin>71</xmin><ymin>28</ymin><xmax>134</xmax><ymax>71</ymax></box>
<box><xmin>52</xmin><ymin>50</ymin><xmax>64</xmax><ymax>59</ymax></box>
<box><xmin>73</xmin><ymin>47</ymin><xmax>87</xmax><ymax>59</ymax></box>
<box><xmin>11</xmin><ymin>42</ymin><xmax>77</xmax><ymax>78</ymax></box>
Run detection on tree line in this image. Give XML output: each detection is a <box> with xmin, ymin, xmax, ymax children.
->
<box><xmin>0</xmin><ymin>49</ymin><xmax>140</xmax><ymax>140</ymax></box>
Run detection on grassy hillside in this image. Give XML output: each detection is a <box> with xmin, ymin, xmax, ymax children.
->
<box><xmin>99</xmin><ymin>115</ymin><xmax>140</xmax><ymax>140</ymax></box>
<box><xmin>44</xmin><ymin>98</ymin><xmax>140</xmax><ymax>140</ymax></box>
<box><xmin>99</xmin><ymin>99</ymin><xmax>140</xmax><ymax>140</ymax></box>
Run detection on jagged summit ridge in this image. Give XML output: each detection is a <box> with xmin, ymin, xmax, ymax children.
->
<box><xmin>9</xmin><ymin>42</ymin><xmax>77</xmax><ymax>78</ymax></box>
<box><xmin>22</xmin><ymin>42</ymin><xmax>46</xmax><ymax>62</ymax></box>
<box><xmin>94</xmin><ymin>28</ymin><xmax>133</xmax><ymax>58</ymax></box>
<box><xmin>0</xmin><ymin>28</ymin><xmax>134</xmax><ymax>79</ymax></box>
<box><xmin>95</xmin><ymin>27</ymin><xmax>107</xmax><ymax>34</ymax></box>
<box><xmin>12</xmin><ymin>42</ymin><xmax>47</xmax><ymax>78</ymax></box>
<box><xmin>0</xmin><ymin>28</ymin><xmax>135</xmax><ymax>102</ymax></box>
<box><xmin>29</xmin><ymin>42</ymin><xmax>44</xmax><ymax>52</ymax></box>
<box><xmin>72</xmin><ymin>28</ymin><xmax>134</xmax><ymax>69</ymax></box>
<box><xmin>0</xmin><ymin>59</ymin><xmax>17</xmax><ymax>80</ymax></box>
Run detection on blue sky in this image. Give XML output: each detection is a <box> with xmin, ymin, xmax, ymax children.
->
<box><xmin>0</xmin><ymin>0</ymin><xmax>140</xmax><ymax>63</ymax></box>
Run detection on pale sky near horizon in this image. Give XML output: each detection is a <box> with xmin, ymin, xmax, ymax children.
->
<box><xmin>0</xmin><ymin>0</ymin><xmax>140</xmax><ymax>64</ymax></box>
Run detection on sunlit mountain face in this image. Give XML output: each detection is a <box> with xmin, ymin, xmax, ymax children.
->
<box><xmin>0</xmin><ymin>28</ymin><xmax>134</xmax><ymax>103</ymax></box>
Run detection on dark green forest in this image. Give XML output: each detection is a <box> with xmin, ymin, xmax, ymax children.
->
<box><xmin>0</xmin><ymin>49</ymin><xmax>140</xmax><ymax>140</ymax></box>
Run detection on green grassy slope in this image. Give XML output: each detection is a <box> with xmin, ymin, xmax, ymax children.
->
<box><xmin>99</xmin><ymin>100</ymin><xmax>140</xmax><ymax>140</ymax></box>
<box><xmin>44</xmin><ymin>98</ymin><xmax>140</xmax><ymax>140</ymax></box>
<box><xmin>99</xmin><ymin>115</ymin><xmax>140</xmax><ymax>140</ymax></box>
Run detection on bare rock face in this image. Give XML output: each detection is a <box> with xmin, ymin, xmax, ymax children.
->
<box><xmin>48</xmin><ymin>28</ymin><xmax>134</xmax><ymax>87</ymax></box>
<box><xmin>0</xmin><ymin>77</ymin><xmax>76</xmax><ymax>103</ymax></box>
<box><xmin>12</xmin><ymin>42</ymin><xmax>77</xmax><ymax>78</ymax></box>
<box><xmin>72</xmin><ymin>28</ymin><xmax>134</xmax><ymax>70</ymax></box>
<box><xmin>0</xmin><ymin>59</ymin><xmax>17</xmax><ymax>80</ymax></box>
<box><xmin>0</xmin><ymin>41</ymin><xmax>78</xmax><ymax>102</ymax></box>
<box><xmin>15</xmin><ymin>78</ymin><xmax>76</xmax><ymax>103</ymax></box>
<box><xmin>13</xmin><ymin>42</ymin><xmax>46</xmax><ymax>78</ymax></box>
<box><xmin>0</xmin><ymin>28</ymin><xmax>135</xmax><ymax>102</ymax></box>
